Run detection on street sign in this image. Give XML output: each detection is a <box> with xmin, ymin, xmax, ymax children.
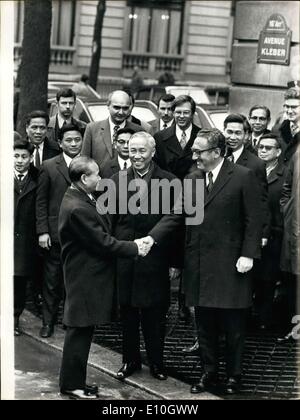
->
<box><xmin>257</xmin><ymin>14</ymin><xmax>292</xmax><ymax>65</ymax></box>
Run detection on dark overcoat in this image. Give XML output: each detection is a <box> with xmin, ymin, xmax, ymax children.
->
<box><xmin>14</xmin><ymin>165</ymin><xmax>39</xmax><ymax>276</ymax></box>
<box><xmin>278</xmin><ymin>119</ymin><xmax>300</xmax><ymax>164</ymax></box>
<box><xmin>280</xmin><ymin>147</ymin><xmax>300</xmax><ymax>275</ymax></box>
<box><xmin>111</xmin><ymin>163</ymin><xmax>183</xmax><ymax>308</ymax></box>
<box><xmin>36</xmin><ymin>154</ymin><xmax>71</xmax><ymax>243</ymax></box>
<box><xmin>58</xmin><ymin>187</ymin><xmax>138</xmax><ymax>327</ymax></box>
<box><xmin>183</xmin><ymin>160</ymin><xmax>262</xmax><ymax>309</ymax></box>
<box><xmin>154</xmin><ymin>123</ymin><xmax>200</xmax><ymax>180</ymax></box>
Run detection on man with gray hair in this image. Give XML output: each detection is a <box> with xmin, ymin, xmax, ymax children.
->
<box><xmin>111</xmin><ymin>131</ymin><xmax>183</xmax><ymax>382</ymax></box>
<box><xmin>81</xmin><ymin>90</ymin><xmax>143</xmax><ymax>168</ymax></box>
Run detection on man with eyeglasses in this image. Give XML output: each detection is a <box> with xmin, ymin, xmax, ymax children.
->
<box><xmin>183</xmin><ymin>128</ymin><xmax>261</xmax><ymax>395</ymax></box>
<box><xmin>248</xmin><ymin>106</ymin><xmax>271</xmax><ymax>151</ymax></box>
<box><xmin>82</xmin><ymin>90</ymin><xmax>142</xmax><ymax>168</ymax></box>
<box><xmin>255</xmin><ymin>134</ymin><xmax>286</xmax><ymax>330</ymax></box>
<box><xmin>154</xmin><ymin>95</ymin><xmax>201</xmax><ymax>323</ymax></box>
<box><xmin>100</xmin><ymin>127</ymin><xmax>134</xmax><ymax>179</ymax></box>
<box><xmin>277</xmin><ymin>87</ymin><xmax>300</xmax><ymax>163</ymax></box>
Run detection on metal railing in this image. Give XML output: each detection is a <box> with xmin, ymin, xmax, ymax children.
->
<box><xmin>123</xmin><ymin>51</ymin><xmax>183</xmax><ymax>73</ymax></box>
<box><xmin>14</xmin><ymin>43</ymin><xmax>76</xmax><ymax>66</ymax></box>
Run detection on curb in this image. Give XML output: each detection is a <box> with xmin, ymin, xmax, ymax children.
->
<box><xmin>20</xmin><ymin>310</ymin><xmax>220</xmax><ymax>400</ymax></box>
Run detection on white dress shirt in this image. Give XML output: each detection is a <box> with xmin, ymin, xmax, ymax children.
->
<box><xmin>57</xmin><ymin>114</ymin><xmax>71</xmax><ymax>129</ymax></box>
<box><xmin>160</xmin><ymin>119</ymin><xmax>174</xmax><ymax>130</ymax></box>
<box><xmin>175</xmin><ymin>124</ymin><xmax>193</xmax><ymax>145</ymax></box>
<box><xmin>232</xmin><ymin>145</ymin><xmax>244</xmax><ymax>163</ymax></box>
<box><xmin>206</xmin><ymin>158</ymin><xmax>224</xmax><ymax>186</ymax></box>
<box><xmin>33</xmin><ymin>142</ymin><xmax>44</xmax><ymax>165</ymax></box>
<box><xmin>109</xmin><ymin>118</ymin><xmax>126</xmax><ymax>143</ymax></box>
<box><xmin>118</xmin><ymin>156</ymin><xmax>131</xmax><ymax>170</ymax></box>
<box><xmin>63</xmin><ymin>152</ymin><xmax>74</xmax><ymax>168</ymax></box>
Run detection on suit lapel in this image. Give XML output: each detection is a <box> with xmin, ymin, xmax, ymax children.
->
<box><xmin>267</xmin><ymin>162</ymin><xmax>284</xmax><ymax>185</ymax></box>
<box><xmin>164</xmin><ymin>126</ymin><xmax>182</xmax><ymax>157</ymax></box>
<box><xmin>101</xmin><ymin>119</ymin><xmax>113</xmax><ymax>158</ymax></box>
<box><xmin>56</xmin><ymin>154</ymin><xmax>71</xmax><ymax>184</ymax></box>
<box><xmin>204</xmin><ymin>160</ymin><xmax>234</xmax><ymax>207</ymax></box>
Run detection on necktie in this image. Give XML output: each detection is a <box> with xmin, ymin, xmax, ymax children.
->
<box><xmin>113</xmin><ymin>125</ymin><xmax>120</xmax><ymax>141</ymax></box>
<box><xmin>123</xmin><ymin>161</ymin><xmax>127</xmax><ymax>170</ymax></box>
<box><xmin>17</xmin><ymin>174</ymin><xmax>24</xmax><ymax>183</ymax></box>
<box><xmin>290</xmin><ymin>122</ymin><xmax>299</xmax><ymax>137</ymax></box>
<box><xmin>206</xmin><ymin>171</ymin><xmax>214</xmax><ymax>193</ymax></box>
<box><xmin>163</xmin><ymin>123</ymin><xmax>168</xmax><ymax>130</ymax></box>
<box><xmin>35</xmin><ymin>146</ymin><xmax>41</xmax><ymax>169</ymax></box>
<box><xmin>227</xmin><ymin>155</ymin><xmax>234</xmax><ymax>163</ymax></box>
<box><xmin>180</xmin><ymin>131</ymin><xmax>187</xmax><ymax>149</ymax></box>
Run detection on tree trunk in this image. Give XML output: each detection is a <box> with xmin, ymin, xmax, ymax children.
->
<box><xmin>89</xmin><ymin>0</ymin><xmax>106</xmax><ymax>90</ymax></box>
<box><xmin>16</xmin><ymin>0</ymin><xmax>52</xmax><ymax>135</ymax></box>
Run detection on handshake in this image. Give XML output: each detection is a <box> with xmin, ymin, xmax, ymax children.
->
<box><xmin>134</xmin><ymin>236</ymin><xmax>155</xmax><ymax>257</ymax></box>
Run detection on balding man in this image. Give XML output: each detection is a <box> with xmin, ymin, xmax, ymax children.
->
<box><xmin>81</xmin><ymin>90</ymin><xmax>142</xmax><ymax>168</ymax></box>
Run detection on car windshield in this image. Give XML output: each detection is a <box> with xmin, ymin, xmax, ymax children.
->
<box><xmin>208</xmin><ymin>111</ymin><xmax>228</xmax><ymax>131</ymax></box>
<box><xmin>87</xmin><ymin>104</ymin><xmax>157</xmax><ymax>122</ymax></box>
<box><xmin>166</xmin><ymin>86</ymin><xmax>211</xmax><ymax>105</ymax></box>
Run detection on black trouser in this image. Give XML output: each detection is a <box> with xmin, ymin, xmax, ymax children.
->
<box><xmin>254</xmin><ymin>232</ymin><xmax>283</xmax><ymax>326</ymax></box>
<box><xmin>195</xmin><ymin>307</ymin><xmax>248</xmax><ymax>378</ymax></box>
<box><xmin>59</xmin><ymin>326</ymin><xmax>94</xmax><ymax>391</ymax></box>
<box><xmin>42</xmin><ymin>242</ymin><xmax>64</xmax><ymax>325</ymax></box>
<box><xmin>120</xmin><ymin>305</ymin><xmax>167</xmax><ymax>368</ymax></box>
<box><xmin>14</xmin><ymin>275</ymin><xmax>28</xmax><ymax>319</ymax></box>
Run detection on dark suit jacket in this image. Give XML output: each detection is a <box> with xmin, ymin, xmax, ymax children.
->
<box><xmin>236</xmin><ymin>148</ymin><xmax>270</xmax><ymax>238</ymax></box>
<box><xmin>246</xmin><ymin>129</ymin><xmax>271</xmax><ymax>155</ymax></box>
<box><xmin>278</xmin><ymin>119</ymin><xmax>300</xmax><ymax>164</ymax></box>
<box><xmin>28</xmin><ymin>137</ymin><xmax>61</xmax><ymax>162</ymax></box>
<box><xmin>58</xmin><ymin>187</ymin><xmax>138</xmax><ymax>327</ymax></box>
<box><xmin>267</xmin><ymin>161</ymin><xmax>286</xmax><ymax>234</ymax></box>
<box><xmin>82</xmin><ymin>118</ymin><xmax>142</xmax><ymax>168</ymax></box>
<box><xmin>149</xmin><ymin>119</ymin><xmax>175</xmax><ymax>135</ymax></box>
<box><xmin>14</xmin><ymin>165</ymin><xmax>39</xmax><ymax>276</ymax></box>
<box><xmin>47</xmin><ymin>115</ymin><xmax>87</xmax><ymax>144</ymax></box>
<box><xmin>36</xmin><ymin>154</ymin><xmax>71</xmax><ymax>243</ymax></box>
<box><xmin>154</xmin><ymin>123</ymin><xmax>200</xmax><ymax>180</ymax></box>
<box><xmin>183</xmin><ymin>160</ymin><xmax>262</xmax><ymax>309</ymax></box>
<box><xmin>99</xmin><ymin>155</ymin><xmax>121</xmax><ymax>179</ymax></box>
<box><xmin>111</xmin><ymin>163</ymin><xmax>183</xmax><ymax>308</ymax></box>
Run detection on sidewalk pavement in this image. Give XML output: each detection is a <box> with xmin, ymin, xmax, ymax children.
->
<box><xmin>14</xmin><ymin>310</ymin><xmax>219</xmax><ymax>400</ymax></box>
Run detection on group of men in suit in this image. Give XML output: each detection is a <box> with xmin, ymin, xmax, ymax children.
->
<box><xmin>13</xmin><ymin>84</ymin><xmax>300</xmax><ymax>398</ymax></box>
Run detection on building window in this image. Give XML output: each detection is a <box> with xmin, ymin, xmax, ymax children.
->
<box><xmin>14</xmin><ymin>0</ymin><xmax>76</xmax><ymax>46</ymax></box>
<box><xmin>124</xmin><ymin>0</ymin><xmax>184</xmax><ymax>55</ymax></box>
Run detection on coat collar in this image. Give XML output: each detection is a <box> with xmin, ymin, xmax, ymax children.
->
<box><xmin>267</xmin><ymin>161</ymin><xmax>285</xmax><ymax>184</ymax></box>
<box><xmin>14</xmin><ymin>166</ymin><xmax>38</xmax><ymax>197</ymax></box>
<box><xmin>203</xmin><ymin>159</ymin><xmax>234</xmax><ymax>207</ymax></box>
<box><xmin>55</xmin><ymin>153</ymin><xmax>71</xmax><ymax>184</ymax></box>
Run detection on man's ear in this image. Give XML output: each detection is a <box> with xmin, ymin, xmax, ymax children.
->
<box><xmin>276</xmin><ymin>148</ymin><xmax>282</xmax><ymax>158</ymax></box>
<box><xmin>80</xmin><ymin>173</ymin><xmax>86</xmax><ymax>185</ymax></box>
<box><xmin>30</xmin><ymin>154</ymin><xmax>34</xmax><ymax>164</ymax></box>
<box><xmin>113</xmin><ymin>140</ymin><xmax>117</xmax><ymax>150</ymax></box>
<box><xmin>58</xmin><ymin>139</ymin><xmax>63</xmax><ymax>149</ymax></box>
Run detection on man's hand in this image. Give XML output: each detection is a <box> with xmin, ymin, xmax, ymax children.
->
<box><xmin>134</xmin><ymin>236</ymin><xmax>155</xmax><ymax>257</ymax></box>
<box><xmin>261</xmin><ymin>238</ymin><xmax>268</xmax><ymax>247</ymax></box>
<box><xmin>236</xmin><ymin>256</ymin><xmax>253</xmax><ymax>273</ymax></box>
<box><xmin>169</xmin><ymin>267</ymin><xmax>181</xmax><ymax>280</ymax></box>
<box><xmin>39</xmin><ymin>233</ymin><xmax>51</xmax><ymax>250</ymax></box>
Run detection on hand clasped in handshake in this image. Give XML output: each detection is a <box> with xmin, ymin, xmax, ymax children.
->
<box><xmin>134</xmin><ymin>236</ymin><xmax>155</xmax><ymax>257</ymax></box>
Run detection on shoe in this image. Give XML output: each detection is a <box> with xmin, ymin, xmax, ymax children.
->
<box><xmin>277</xmin><ymin>331</ymin><xmax>295</xmax><ymax>343</ymax></box>
<box><xmin>150</xmin><ymin>365</ymin><xmax>168</xmax><ymax>380</ymax></box>
<box><xmin>85</xmin><ymin>384</ymin><xmax>98</xmax><ymax>394</ymax></box>
<box><xmin>178</xmin><ymin>306</ymin><xmax>191</xmax><ymax>322</ymax></box>
<box><xmin>224</xmin><ymin>377</ymin><xmax>241</xmax><ymax>395</ymax></box>
<box><xmin>60</xmin><ymin>388</ymin><xmax>99</xmax><ymax>400</ymax></box>
<box><xmin>39</xmin><ymin>324</ymin><xmax>54</xmax><ymax>338</ymax></box>
<box><xmin>190</xmin><ymin>372</ymin><xmax>218</xmax><ymax>394</ymax></box>
<box><xmin>182</xmin><ymin>339</ymin><xmax>199</xmax><ymax>355</ymax></box>
<box><xmin>116</xmin><ymin>362</ymin><xmax>141</xmax><ymax>380</ymax></box>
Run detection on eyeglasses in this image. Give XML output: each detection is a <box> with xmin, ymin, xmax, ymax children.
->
<box><xmin>249</xmin><ymin>116</ymin><xmax>267</xmax><ymax>121</ymax></box>
<box><xmin>257</xmin><ymin>145</ymin><xmax>278</xmax><ymax>151</ymax></box>
<box><xmin>283</xmin><ymin>104</ymin><xmax>300</xmax><ymax>110</ymax></box>
<box><xmin>192</xmin><ymin>147</ymin><xmax>217</xmax><ymax>157</ymax></box>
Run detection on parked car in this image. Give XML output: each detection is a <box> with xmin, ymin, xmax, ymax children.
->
<box><xmin>48</xmin><ymin>80</ymin><xmax>101</xmax><ymax>101</ymax></box>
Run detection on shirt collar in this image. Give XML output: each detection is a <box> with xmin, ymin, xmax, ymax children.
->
<box><xmin>232</xmin><ymin>145</ymin><xmax>244</xmax><ymax>162</ymax></box>
<box><xmin>117</xmin><ymin>155</ymin><xmax>131</xmax><ymax>169</ymax></box>
<box><xmin>57</xmin><ymin>114</ymin><xmax>72</xmax><ymax>129</ymax></box>
<box><xmin>15</xmin><ymin>170</ymin><xmax>28</xmax><ymax>179</ymax></box>
<box><xmin>108</xmin><ymin>117</ymin><xmax>126</xmax><ymax>141</ymax></box>
<box><xmin>176</xmin><ymin>124</ymin><xmax>192</xmax><ymax>142</ymax></box>
<box><xmin>206</xmin><ymin>158</ymin><xmax>224</xmax><ymax>183</ymax></box>
<box><xmin>63</xmin><ymin>152</ymin><xmax>76</xmax><ymax>168</ymax></box>
<box><xmin>160</xmin><ymin>119</ymin><xmax>174</xmax><ymax>130</ymax></box>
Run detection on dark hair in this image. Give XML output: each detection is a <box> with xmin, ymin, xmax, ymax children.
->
<box><xmin>123</xmin><ymin>88</ymin><xmax>135</xmax><ymax>106</ymax></box>
<box><xmin>81</xmin><ymin>74</ymin><xmax>89</xmax><ymax>83</ymax></box>
<box><xmin>284</xmin><ymin>87</ymin><xmax>300</xmax><ymax>100</ymax></box>
<box><xmin>172</xmin><ymin>95</ymin><xmax>196</xmax><ymax>115</ymax></box>
<box><xmin>25</xmin><ymin>110</ymin><xmax>49</xmax><ymax>126</ymax></box>
<box><xmin>56</xmin><ymin>88</ymin><xmax>76</xmax><ymax>102</ymax></box>
<box><xmin>258</xmin><ymin>133</ymin><xmax>282</xmax><ymax>149</ymax></box>
<box><xmin>237</xmin><ymin>113</ymin><xmax>252</xmax><ymax>134</ymax></box>
<box><xmin>14</xmin><ymin>139</ymin><xmax>34</xmax><ymax>155</ymax></box>
<box><xmin>116</xmin><ymin>127</ymin><xmax>135</xmax><ymax>138</ymax></box>
<box><xmin>223</xmin><ymin>113</ymin><xmax>245</xmax><ymax>129</ymax></box>
<box><xmin>59</xmin><ymin>123</ymin><xmax>84</xmax><ymax>141</ymax></box>
<box><xmin>158</xmin><ymin>94</ymin><xmax>175</xmax><ymax>106</ymax></box>
<box><xmin>249</xmin><ymin>105</ymin><xmax>271</xmax><ymax>120</ymax></box>
<box><xmin>196</xmin><ymin>128</ymin><xmax>226</xmax><ymax>157</ymax></box>
<box><xmin>69</xmin><ymin>156</ymin><xmax>98</xmax><ymax>183</ymax></box>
